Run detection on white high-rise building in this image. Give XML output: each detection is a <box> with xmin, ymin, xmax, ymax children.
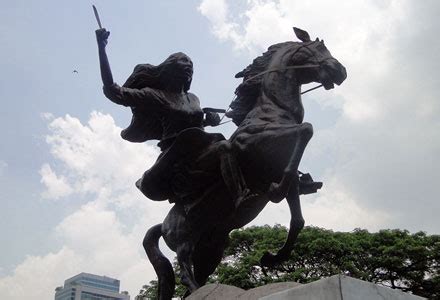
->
<box><xmin>54</xmin><ymin>272</ymin><xmax>130</xmax><ymax>300</ymax></box>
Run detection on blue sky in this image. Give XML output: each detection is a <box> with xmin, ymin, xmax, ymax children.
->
<box><xmin>1</xmin><ymin>0</ymin><xmax>439</xmax><ymax>299</ymax></box>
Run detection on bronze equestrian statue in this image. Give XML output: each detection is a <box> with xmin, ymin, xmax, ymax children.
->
<box><xmin>96</xmin><ymin>27</ymin><xmax>346</xmax><ymax>299</ymax></box>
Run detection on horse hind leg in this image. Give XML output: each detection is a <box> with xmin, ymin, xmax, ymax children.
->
<box><xmin>176</xmin><ymin>242</ymin><xmax>199</xmax><ymax>293</ymax></box>
<box><xmin>143</xmin><ymin>224</ymin><xmax>175</xmax><ymax>300</ymax></box>
<box><xmin>261</xmin><ymin>183</ymin><xmax>304</xmax><ymax>267</ymax></box>
<box><xmin>268</xmin><ymin>122</ymin><xmax>313</xmax><ymax>203</ymax></box>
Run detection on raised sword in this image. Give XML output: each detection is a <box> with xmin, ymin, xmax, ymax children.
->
<box><xmin>92</xmin><ymin>5</ymin><xmax>103</xmax><ymax>29</ymax></box>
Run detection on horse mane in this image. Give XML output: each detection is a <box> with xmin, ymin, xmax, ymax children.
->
<box><xmin>227</xmin><ymin>41</ymin><xmax>298</xmax><ymax>126</ymax></box>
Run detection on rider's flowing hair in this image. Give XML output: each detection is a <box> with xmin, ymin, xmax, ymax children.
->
<box><xmin>227</xmin><ymin>42</ymin><xmax>296</xmax><ymax>126</ymax></box>
<box><xmin>123</xmin><ymin>52</ymin><xmax>192</xmax><ymax>92</ymax></box>
<box><xmin>120</xmin><ymin>52</ymin><xmax>193</xmax><ymax>143</ymax></box>
<box><xmin>123</xmin><ymin>63</ymin><xmax>161</xmax><ymax>89</ymax></box>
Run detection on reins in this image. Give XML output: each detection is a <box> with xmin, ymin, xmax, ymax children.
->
<box><xmin>216</xmin><ymin>82</ymin><xmax>324</xmax><ymax>126</ymax></box>
<box><xmin>243</xmin><ymin>64</ymin><xmax>319</xmax><ymax>82</ymax></box>
<box><xmin>213</xmin><ymin>42</ymin><xmax>327</xmax><ymax>126</ymax></box>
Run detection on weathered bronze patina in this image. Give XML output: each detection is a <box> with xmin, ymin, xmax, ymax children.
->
<box><xmin>96</xmin><ymin>27</ymin><xmax>346</xmax><ymax>300</ymax></box>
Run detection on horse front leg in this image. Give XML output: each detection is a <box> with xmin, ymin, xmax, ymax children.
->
<box><xmin>268</xmin><ymin>122</ymin><xmax>313</xmax><ymax>203</ymax></box>
<box><xmin>193</xmin><ymin>231</ymin><xmax>229</xmax><ymax>287</ymax></box>
<box><xmin>261</xmin><ymin>183</ymin><xmax>304</xmax><ymax>266</ymax></box>
<box><xmin>176</xmin><ymin>242</ymin><xmax>199</xmax><ymax>293</ymax></box>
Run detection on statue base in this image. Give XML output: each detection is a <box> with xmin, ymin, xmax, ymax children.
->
<box><xmin>187</xmin><ymin>275</ymin><xmax>426</xmax><ymax>300</ymax></box>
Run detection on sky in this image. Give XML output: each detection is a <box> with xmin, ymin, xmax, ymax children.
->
<box><xmin>1</xmin><ymin>0</ymin><xmax>439</xmax><ymax>299</ymax></box>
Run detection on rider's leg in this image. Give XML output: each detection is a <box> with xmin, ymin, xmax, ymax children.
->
<box><xmin>219</xmin><ymin>141</ymin><xmax>252</xmax><ymax>207</ymax></box>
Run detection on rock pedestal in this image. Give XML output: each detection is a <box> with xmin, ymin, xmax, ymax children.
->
<box><xmin>187</xmin><ymin>282</ymin><xmax>301</xmax><ymax>300</ymax></box>
<box><xmin>187</xmin><ymin>275</ymin><xmax>426</xmax><ymax>300</ymax></box>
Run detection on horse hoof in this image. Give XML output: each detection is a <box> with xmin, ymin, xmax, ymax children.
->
<box><xmin>260</xmin><ymin>251</ymin><xmax>278</xmax><ymax>267</ymax></box>
<box><xmin>260</xmin><ymin>251</ymin><xmax>290</xmax><ymax>267</ymax></box>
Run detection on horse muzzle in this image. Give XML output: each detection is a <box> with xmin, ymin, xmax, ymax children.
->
<box><xmin>320</xmin><ymin>59</ymin><xmax>347</xmax><ymax>89</ymax></box>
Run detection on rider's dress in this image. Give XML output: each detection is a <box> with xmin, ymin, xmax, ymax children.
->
<box><xmin>103</xmin><ymin>83</ymin><xmax>225</xmax><ymax>203</ymax></box>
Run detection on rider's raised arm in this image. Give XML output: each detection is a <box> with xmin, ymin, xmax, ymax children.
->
<box><xmin>96</xmin><ymin>29</ymin><xmax>114</xmax><ymax>87</ymax></box>
<box><xmin>96</xmin><ymin>29</ymin><xmax>164</xmax><ymax>108</ymax></box>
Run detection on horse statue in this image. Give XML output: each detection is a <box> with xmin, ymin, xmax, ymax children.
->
<box><xmin>142</xmin><ymin>27</ymin><xmax>347</xmax><ymax>299</ymax></box>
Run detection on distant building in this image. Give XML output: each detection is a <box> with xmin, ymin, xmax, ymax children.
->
<box><xmin>54</xmin><ymin>272</ymin><xmax>130</xmax><ymax>300</ymax></box>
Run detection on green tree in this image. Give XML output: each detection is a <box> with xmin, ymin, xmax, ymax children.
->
<box><xmin>137</xmin><ymin>226</ymin><xmax>440</xmax><ymax>299</ymax></box>
<box><xmin>135</xmin><ymin>262</ymin><xmax>187</xmax><ymax>300</ymax></box>
<box><xmin>135</xmin><ymin>282</ymin><xmax>157</xmax><ymax>300</ymax></box>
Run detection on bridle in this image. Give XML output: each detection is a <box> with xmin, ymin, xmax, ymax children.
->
<box><xmin>242</xmin><ymin>41</ymin><xmax>328</xmax><ymax>92</ymax></box>
<box><xmin>215</xmin><ymin>42</ymin><xmax>331</xmax><ymax>125</ymax></box>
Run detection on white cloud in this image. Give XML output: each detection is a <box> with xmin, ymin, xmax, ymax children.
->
<box><xmin>302</xmin><ymin>177</ymin><xmax>392</xmax><ymax>231</ymax></box>
<box><xmin>40</xmin><ymin>112</ymin><xmax>54</xmax><ymax>121</ymax></box>
<box><xmin>251</xmin><ymin>176</ymin><xmax>392</xmax><ymax>232</ymax></box>
<box><xmin>54</xmin><ymin>202</ymin><xmax>155</xmax><ymax>291</ymax></box>
<box><xmin>42</xmin><ymin>112</ymin><xmax>160</xmax><ymax>205</ymax></box>
<box><xmin>0</xmin><ymin>247</ymin><xmax>83</xmax><ymax>300</ymax></box>
<box><xmin>198</xmin><ymin>0</ymin><xmax>407</xmax><ymax>119</ymax></box>
<box><xmin>197</xmin><ymin>0</ymin><xmax>242</xmax><ymax>48</ymax></box>
<box><xmin>198</xmin><ymin>0</ymin><xmax>228</xmax><ymax>26</ymax></box>
<box><xmin>198</xmin><ymin>0</ymin><xmax>294</xmax><ymax>53</ymax></box>
<box><xmin>39</xmin><ymin>164</ymin><xmax>73</xmax><ymax>199</ymax></box>
<box><xmin>199</xmin><ymin>0</ymin><xmax>440</xmax><ymax>233</ymax></box>
<box><xmin>0</xmin><ymin>112</ymin><xmax>168</xmax><ymax>299</ymax></box>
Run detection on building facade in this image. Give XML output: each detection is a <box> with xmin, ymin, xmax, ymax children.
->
<box><xmin>55</xmin><ymin>272</ymin><xmax>130</xmax><ymax>300</ymax></box>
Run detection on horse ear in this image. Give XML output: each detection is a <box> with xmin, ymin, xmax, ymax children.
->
<box><xmin>293</xmin><ymin>27</ymin><xmax>311</xmax><ymax>42</ymax></box>
<box><xmin>235</xmin><ymin>71</ymin><xmax>245</xmax><ymax>78</ymax></box>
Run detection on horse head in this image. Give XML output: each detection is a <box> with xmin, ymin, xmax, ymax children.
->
<box><xmin>229</xmin><ymin>28</ymin><xmax>346</xmax><ymax>126</ymax></box>
<box><xmin>291</xmin><ymin>27</ymin><xmax>347</xmax><ymax>90</ymax></box>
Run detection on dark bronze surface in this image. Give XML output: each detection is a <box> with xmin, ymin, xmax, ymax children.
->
<box><xmin>96</xmin><ymin>27</ymin><xmax>346</xmax><ymax>299</ymax></box>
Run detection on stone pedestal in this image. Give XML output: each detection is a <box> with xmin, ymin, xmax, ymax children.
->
<box><xmin>187</xmin><ymin>275</ymin><xmax>426</xmax><ymax>300</ymax></box>
<box><xmin>187</xmin><ymin>282</ymin><xmax>301</xmax><ymax>300</ymax></box>
<box><xmin>260</xmin><ymin>275</ymin><xmax>426</xmax><ymax>300</ymax></box>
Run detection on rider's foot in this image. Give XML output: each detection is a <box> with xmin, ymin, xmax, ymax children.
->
<box><xmin>299</xmin><ymin>181</ymin><xmax>323</xmax><ymax>195</ymax></box>
<box><xmin>298</xmin><ymin>173</ymin><xmax>322</xmax><ymax>195</ymax></box>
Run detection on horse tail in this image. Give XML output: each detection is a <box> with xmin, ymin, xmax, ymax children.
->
<box><xmin>143</xmin><ymin>223</ymin><xmax>175</xmax><ymax>300</ymax></box>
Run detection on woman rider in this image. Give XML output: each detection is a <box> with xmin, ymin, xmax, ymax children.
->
<box><xmin>95</xmin><ymin>28</ymin><xmax>249</xmax><ymax>206</ymax></box>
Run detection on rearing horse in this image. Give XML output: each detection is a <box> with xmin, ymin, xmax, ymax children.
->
<box><xmin>143</xmin><ymin>28</ymin><xmax>347</xmax><ymax>299</ymax></box>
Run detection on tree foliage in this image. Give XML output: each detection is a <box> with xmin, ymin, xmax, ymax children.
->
<box><xmin>136</xmin><ymin>226</ymin><xmax>440</xmax><ymax>299</ymax></box>
<box><xmin>135</xmin><ymin>262</ymin><xmax>187</xmax><ymax>300</ymax></box>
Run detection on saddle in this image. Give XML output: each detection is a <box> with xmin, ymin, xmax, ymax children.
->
<box><xmin>136</xmin><ymin>128</ymin><xmax>225</xmax><ymax>202</ymax></box>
